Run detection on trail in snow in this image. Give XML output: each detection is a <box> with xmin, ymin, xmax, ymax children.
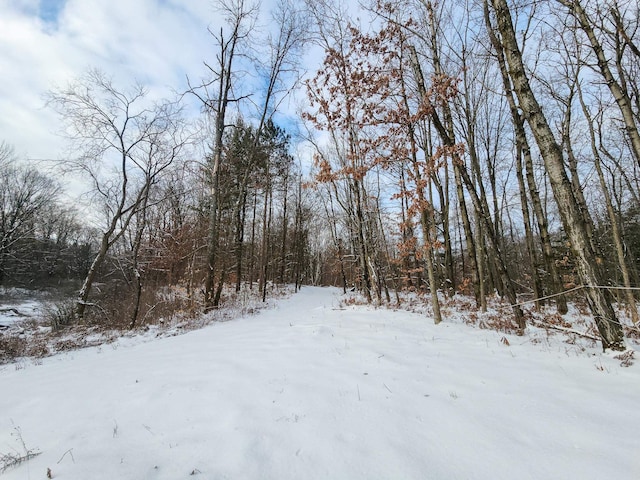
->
<box><xmin>1</xmin><ymin>286</ymin><xmax>638</xmax><ymax>479</ymax></box>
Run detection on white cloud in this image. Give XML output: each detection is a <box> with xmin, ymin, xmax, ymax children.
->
<box><xmin>0</xmin><ymin>0</ymin><xmax>362</xmax><ymax>196</ymax></box>
<box><xmin>0</xmin><ymin>0</ymin><xmax>215</xmax><ymax>164</ymax></box>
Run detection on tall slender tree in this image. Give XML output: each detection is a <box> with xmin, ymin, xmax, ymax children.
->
<box><xmin>486</xmin><ymin>0</ymin><xmax>625</xmax><ymax>350</ymax></box>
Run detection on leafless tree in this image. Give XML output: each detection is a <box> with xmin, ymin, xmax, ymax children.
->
<box><xmin>188</xmin><ymin>0</ymin><xmax>259</xmax><ymax>311</ymax></box>
<box><xmin>0</xmin><ymin>143</ymin><xmax>61</xmax><ymax>285</ymax></box>
<box><xmin>189</xmin><ymin>0</ymin><xmax>307</xmax><ymax>308</ymax></box>
<box><xmin>48</xmin><ymin>70</ymin><xmax>190</xmax><ymax>320</ymax></box>
<box><xmin>486</xmin><ymin>0</ymin><xmax>625</xmax><ymax>350</ymax></box>
<box><xmin>557</xmin><ymin>0</ymin><xmax>640</xmax><ymax>168</ymax></box>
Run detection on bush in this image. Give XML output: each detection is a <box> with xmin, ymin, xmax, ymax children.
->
<box><xmin>0</xmin><ymin>335</ymin><xmax>27</xmax><ymax>363</ymax></box>
<box><xmin>45</xmin><ymin>301</ymin><xmax>78</xmax><ymax>331</ymax></box>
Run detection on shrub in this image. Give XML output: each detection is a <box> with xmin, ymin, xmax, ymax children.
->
<box><xmin>0</xmin><ymin>335</ymin><xmax>27</xmax><ymax>363</ymax></box>
<box><xmin>45</xmin><ymin>301</ymin><xmax>78</xmax><ymax>331</ymax></box>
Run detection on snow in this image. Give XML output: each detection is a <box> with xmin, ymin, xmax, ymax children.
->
<box><xmin>0</xmin><ymin>300</ymin><xmax>43</xmax><ymax>327</ymax></box>
<box><xmin>0</xmin><ymin>287</ymin><xmax>49</xmax><ymax>328</ymax></box>
<box><xmin>1</xmin><ymin>286</ymin><xmax>639</xmax><ymax>479</ymax></box>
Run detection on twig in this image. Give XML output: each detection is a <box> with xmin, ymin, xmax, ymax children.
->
<box><xmin>0</xmin><ymin>423</ymin><xmax>41</xmax><ymax>473</ymax></box>
<box><xmin>0</xmin><ymin>451</ymin><xmax>41</xmax><ymax>473</ymax></box>
<box><xmin>57</xmin><ymin>448</ymin><xmax>75</xmax><ymax>464</ymax></box>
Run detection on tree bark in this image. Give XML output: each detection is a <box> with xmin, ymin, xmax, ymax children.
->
<box><xmin>515</xmin><ymin>144</ymin><xmax>544</xmax><ymax>310</ymax></box>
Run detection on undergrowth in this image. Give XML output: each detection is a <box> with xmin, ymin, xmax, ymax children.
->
<box><xmin>0</xmin><ymin>425</ymin><xmax>41</xmax><ymax>474</ymax></box>
<box><xmin>0</xmin><ymin>283</ymin><xmax>291</xmax><ymax>365</ymax></box>
<box><xmin>341</xmin><ymin>288</ymin><xmax>639</xmax><ymax>365</ymax></box>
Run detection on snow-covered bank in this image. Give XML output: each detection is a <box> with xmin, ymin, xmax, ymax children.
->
<box><xmin>1</xmin><ymin>286</ymin><xmax>638</xmax><ymax>479</ymax></box>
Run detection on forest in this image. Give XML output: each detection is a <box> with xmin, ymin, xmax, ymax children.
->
<box><xmin>2</xmin><ymin>0</ymin><xmax>640</xmax><ymax>352</ymax></box>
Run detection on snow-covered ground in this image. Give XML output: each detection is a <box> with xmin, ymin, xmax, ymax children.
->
<box><xmin>1</xmin><ymin>286</ymin><xmax>638</xmax><ymax>479</ymax></box>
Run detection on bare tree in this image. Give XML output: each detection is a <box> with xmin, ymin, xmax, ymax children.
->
<box><xmin>234</xmin><ymin>0</ymin><xmax>308</xmax><ymax>300</ymax></box>
<box><xmin>557</xmin><ymin>0</ymin><xmax>640</xmax><ymax>168</ymax></box>
<box><xmin>48</xmin><ymin>70</ymin><xmax>188</xmax><ymax>320</ymax></box>
<box><xmin>188</xmin><ymin>0</ymin><xmax>259</xmax><ymax>311</ymax></box>
<box><xmin>0</xmin><ymin>144</ymin><xmax>61</xmax><ymax>285</ymax></box>
<box><xmin>396</xmin><ymin>0</ymin><xmax>526</xmax><ymax>328</ymax></box>
<box><xmin>189</xmin><ymin>0</ymin><xmax>307</xmax><ymax>308</ymax></box>
<box><xmin>575</xmin><ymin>74</ymin><xmax>639</xmax><ymax>325</ymax></box>
<box><xmin>486</xmin><ymin>0</ymin><xmax>625</xmax><ymax>350</ymax></box>
<box><xmin>482</xmin><ymin>3</ymin><xmax>568</xmax><ymax>314</ymax></box>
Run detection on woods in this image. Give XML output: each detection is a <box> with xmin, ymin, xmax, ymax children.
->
<box><xmin>2</xmin><ymin>0</ymin><xmax>640</xmax><ymax>351</ymax></box>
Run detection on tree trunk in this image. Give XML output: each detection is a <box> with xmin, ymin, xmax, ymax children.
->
<box><xmin>352</xmin><ymin>179</ymin><xmax>373</xmax><ymax>303</ymax></box>
<box><xmin>234</xmin><ymin>189</ymin><xmax>248</xmax><ymax>293</ymax></box>
<box><xmin>489</xmin><ymin>0</ymin><xmax>625</xmax><ymax>350</ymax></box>
<box><xmin>129</xmin><ymin>190</ymin><xmax>150</xmax><ymax>329</ymax></box>
<box><xmin>77</xmin><ymin>234</ymin><xmax>110</xmax><ymax>319</ymax></box>
<box><xmin>417</xmin><ymin>24</ymin><xmax>523</xmax><ymax>326</ymax></box>
<box><xmin>258</xmin><ymin>167</ymin><xmax>271</xmax><ymax>299</ymax></box>
<box><xmin>483</xmin><ymin>5</ymin><xmax>568</xmax><ymax>313</ymax></box>
<box><xmin>399</xmin><ymin>60</ymin><xmax>443</xmax><ymax>322</ymax></box>
<box><xmin>249</xmin><ymin>189</ymin><xmax>258</xmax><ymax>289</ymax></box>
<box><xmin>578</xmin><ymin>82</ymin><xmax>639</xmax><ymax>325</ymax></box>
<box><xmin>455</xmin><ymin>164</ymin><xmax>483</xmax><ymax>308</ymax></box>
<box><xmin>515</xmin><ymin>145</ymin><xmax>543</xmax><ymax>310</ymax></box>
<box><xmin>433</xmin><ymin>162</ymin><xmax>455</xmax><ymax>295</ymax></box>
<box><xmin>562</xmin><ymin>98</ymin><xmax>596</xmax><ymax>251</ymax></box>
<box><xmin>410</xmin><ymin>40</ymin><xmax>485</xmax><ymax>310</ymax></box>
<box><xmin>77</xmin><ymin>187</ymin><xmax>141</xmax><ymax>319</ymax></box>
<box><xmin>279</xmin><ymin>168</ymin><xmax>289</xmax><ymax>284</ymax></box>
<box><xmin>325</xmin><ymin>183</ymin><xmax>348</xmax><ymax>293</ymax></box>
<box><xmin>409</xmin><ymin>140</ymin><xmax>443</xmax><ymax>324</ymax></box>
<box><xmin>203</xmin><ymin>159</ymin><xmax>220</xmax><ymax>311</ymax></box>
<box><xmin>468</xmin><ymin>136</ymin><xmax>503</xmax><ymax>298</ymax></box>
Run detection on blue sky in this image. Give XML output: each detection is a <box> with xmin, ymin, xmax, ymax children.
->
<box><xmin>38</xmin><ymin>0</ymin><xmax>66</xmax><ymax>24</ymax></box>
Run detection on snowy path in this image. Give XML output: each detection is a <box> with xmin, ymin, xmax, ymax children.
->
<box><xmin>1</xmin><ymin>286</ymin><xmax>638</xmax><ymax>479</ymax></box>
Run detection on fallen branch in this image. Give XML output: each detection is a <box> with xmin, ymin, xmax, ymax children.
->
<box><xmin>530</xmin><ymin>319</ymin><xmax>600</xmax><ymax>342</ymax></box>
<box><xmin>0</xmin><ymin>450</ymin><xmax>41</xmax><ymax>473</ymax></box>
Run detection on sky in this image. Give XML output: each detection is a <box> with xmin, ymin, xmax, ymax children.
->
<box><xmin>0</xmin><ymin>0</ymin><xmax>374</xmax><ymax>223</ymax></box>
<box><xmin>0</xmin><ymin>0</ymin><xmax>267</xmax><ymax>165</ymax></box>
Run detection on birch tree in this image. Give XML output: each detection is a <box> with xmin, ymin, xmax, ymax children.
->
<box><xmin>486</xmin><ymin>0</ymin><xmax>625</xmax><ymax>350</ymax></box>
